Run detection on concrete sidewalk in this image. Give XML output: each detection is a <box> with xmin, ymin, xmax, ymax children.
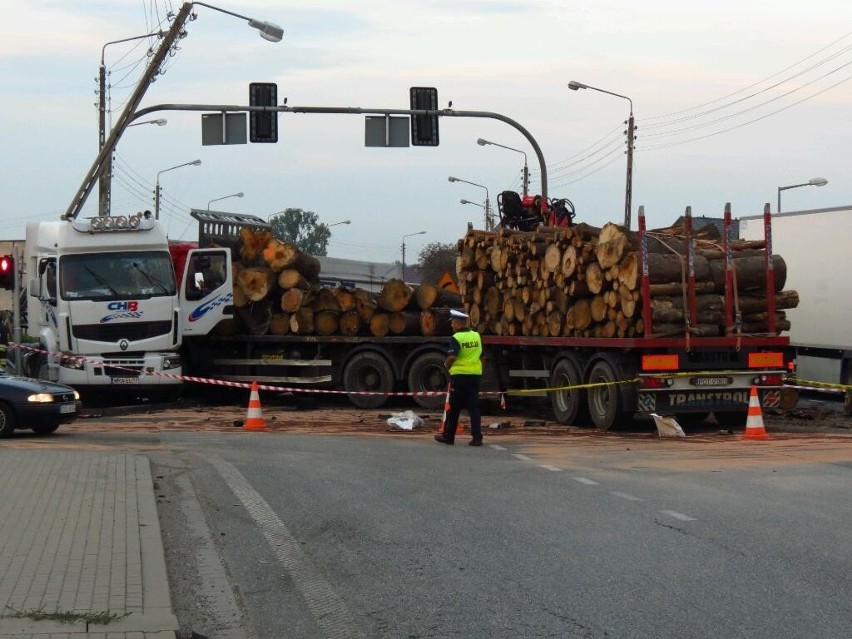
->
<box><xmin>0</xmin><ymin>450</ymin><xmax>178</xmax><ymax>639</ymax></box>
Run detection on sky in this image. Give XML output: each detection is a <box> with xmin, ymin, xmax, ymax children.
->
<box><xmin>1</xmin><ymin>0</ymin><xmax>851</xmax><ymax>264</ymax></box>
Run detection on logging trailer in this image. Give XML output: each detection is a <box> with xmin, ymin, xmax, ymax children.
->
<box><xmin>20</xmin><ymin>205</ymin><xmax>794</xmax><ymax>428</ymax></box>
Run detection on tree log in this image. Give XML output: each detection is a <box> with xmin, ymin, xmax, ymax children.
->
<box><xmin>236</xmin><ymin>267</ymin><xmax>274</xmax><ymax>302</ymax></box>
<box><xmin>389</xmin><ymin>311</ymin><xmax>423</xmax><ymax>336</ymax></box>
<box><xmin>314</xmin><ymin>310</ymin><xmax>339</xmax><ymax>336</ymax></box>
<box><xmin>377</xmin><ymin>279</ymin><xmax>414</xmax><ymax>312</ymax></box>
<box><xmin>415</xmin><ymin>283</ymin><xmax>463</xmax><ymax>310</ymax></box>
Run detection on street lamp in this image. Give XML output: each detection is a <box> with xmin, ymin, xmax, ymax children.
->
<box><xmin>207</xmin><ymin>192</ymin><xmax>244</xmax><ymax>210</ymax></box>
<box><xmin>327</xmin><ymin>220</ymin><xmax>351</xmax><ymax>228</ymax></box>
<box><xmin>68</xmin><ymin>1</ymin><xmax>282</xmax><ymax>222</ymax></box>
<box><xmin>448</xmin><ymin>176</ymin><xmax>493</xmax><ymax>230</ymax></box>
<box><xmin>97</xmin><ymin>31</ymin><xmax>164</xmax><ymax>217</ymax></box>
<box><xmin>477</xmin><ymin>138</ymin><xmax>529</xmax><ymax>197</ymax></box>
<box><xmin>401</xmin><ymin>231</ymin><xmax>426</xmax><ymax>282</ymax></box>
<box><xmin>127</xmin><ymin>118</ymin><xmax>168</xmax><ymax>128</ymax></box>
<box><xmin>568</xmin><ymin>80</ymin><xmax>635</xmax><ymax>229</ymax></box>
<box><xmin>155</xmin><ymin>159</ymin><xmax>202</xmax><ymax>220</ymax></box>
<box><xmin>777</xmin><ymin>177</ymin><xmax>828</xmax><ymax>213</ymax></box>
<box><xmin>460</xmin><ymin>198</ymin><xmax>485</xmax><ymax>209</ymax></box>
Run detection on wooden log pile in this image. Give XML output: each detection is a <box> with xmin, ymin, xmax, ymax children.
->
<box><xmin>226</xmin><ymin>228</ymin><xmax>461</xmax><ymax>337</ymax></box>
<box><xmin>455</xmin><ymin>221</ymin><xmax>798</xmax><ymax>338</ymax></box>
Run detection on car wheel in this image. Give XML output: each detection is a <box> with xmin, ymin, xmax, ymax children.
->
<box><xmin>0</xmin><ymin>402</ymin><xmax>16</xmax><ymax>438</ymax></box>
<box><xmin>31</xmin><ymin>422</ymin><xmax>61</xmax><ymax>436</ymax></box>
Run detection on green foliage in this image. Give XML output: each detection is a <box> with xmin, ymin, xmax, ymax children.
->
<box><xmin>418</xmin><ymin>241</ymin><xmax>458</xmax><ymax>285</ymax></box>
<box><xmin>269</xmin><ymin>208</ymin><xmax>331</xmax><ymax>256</ymax></box>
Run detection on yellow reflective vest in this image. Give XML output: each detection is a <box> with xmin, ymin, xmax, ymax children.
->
<box><xmin>449</xmin><ymin>329</ymin><xmax>483</xmax><ymax>375</ymax></box>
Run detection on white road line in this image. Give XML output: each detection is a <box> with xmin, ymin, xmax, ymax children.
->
<box><xmin>540</xmin><ymin>465</ymin><xmax>563</xmax><ymax>472</ymax></box>
<box><xmin>489</xmin><ymin>445</ymin><xmax>506</xmax><ymax>451</ymax></box>
<box><xmin>513</xmin><ymin>454</ymin><xmax>534</xmax><ymax>462</ymax></box>
<box><xmin>214</xmin><ymin>459</ymin><xmax>359</xmax><ymax>639</ymax></box>
<box><xmin>611</xmin><ymin>491</ymin><xmax>643</xmax><ymax>502</ymax></box>
<box><xmin>573</xmin><ymin>477</ymin><xmax>599</xmax><ymax>485</ymax></box>
<box><xmin>660</xmin><ymin>509</ymin><xmax>697</xmax><ymax>522</ymax></box>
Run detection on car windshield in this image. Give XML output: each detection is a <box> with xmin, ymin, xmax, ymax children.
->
<box><xmin>60</xmin><ymin>251</ymin><xmax>176</xmax><ymax>301</ymax></box>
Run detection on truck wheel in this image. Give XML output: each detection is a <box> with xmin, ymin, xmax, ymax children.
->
<box><xmin>0</xmin><ymin>403</ymin><xmax>16</xmax><ymax>438</ymax></box>
<box><xmin>407</xmin><ymin>352</ymin><xmax>449</xmax><ymax>410</ymax></box>
<box><xmin>587</xmin><ymin>359</ymin><xmax>624</xmax><ymax>430</ymax></box>
<box><xmin>550</xmin><ymin>357</ymin><xmax>588</xmax><ymax>425</ymax></box>
<box><xmin>343</xmin><ymin>352</ymin><xmax>394</xmax><ymax>409</ymax></box>
<box><xmin>31</xmin><ymin>422</ymin><xmax>60</xmax><ymax>435</ymax></box>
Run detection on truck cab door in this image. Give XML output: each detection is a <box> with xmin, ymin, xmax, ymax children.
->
<box><xmin>179</xmin><ymin>249</ymin><xmax>234</xmax><ymax>336</ymax></box>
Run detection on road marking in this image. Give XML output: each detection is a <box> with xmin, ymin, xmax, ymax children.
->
<box><xmin>611</xmin><ymin>491</ymin><xmax>643</xmax><ymax>502</ymax></box>
<box><xmin>489</xmin><ymin>444</ymin><xmax>506</xmax><ymax>451</ymax></box>
<box><xmin>573</xmin><ymin>477</ymin><xmax>599</xmax><ymax>485</ymax></box>
<box><xmin>660</xmin><ymin>509</ymin><xmax>697</xmax><ymax>522</ymax></box>
<box><xmin>214</xmin><ymin>459</ymin><xmax>358</xmax><ymax>639</ymax></box>
<box><xmin>513</xmin><ymin>454</ymin><xmax>534</xmax><ymax>462</ymax></box>
<box><xmin>540</xmin><ymin>465</ymin><xmax>563</xmax><ymax>472</ymax></box>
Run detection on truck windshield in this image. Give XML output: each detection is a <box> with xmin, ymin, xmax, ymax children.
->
<box><xmin>60</xmin><ymin>251</ymin><xmax>176</xmax><ymax>301</ymax></box>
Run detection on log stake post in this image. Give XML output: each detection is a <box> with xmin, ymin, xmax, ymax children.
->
<box><xmin>684</xmin><ymin>206</ymin><xmax>697</xmax><ymax>329</ymax></box>
<box><xmin>723</xmin><ymin>203</ymin><xmax>735</xmax><ymax>335</ymax></box>
<box><xmin>638</xmin><ymin>206</ymin><xmax>652</xmax><ymax>337</ymax></box>
<box><xmin>764</xmin><ymin>202</ymin><xmax>776</xmax><ymax>334</ymax></box>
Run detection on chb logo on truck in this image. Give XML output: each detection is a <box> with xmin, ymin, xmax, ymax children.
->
<box><xmin>101</xmin><ymin>301</ymin><xmax>142</xmax><ymax>323</ymax></box>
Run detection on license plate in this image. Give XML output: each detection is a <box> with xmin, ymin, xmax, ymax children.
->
<box><xmin>59</xmin><ymin>403</ymin><xmax>76</xmax><ymax>414</ymax></box>
<box><xmin>111</xmin><ymin>377</ymin><xmax>139</xmax><ymax>385</ymax></box>
<box><xmin>690</xmin><ymin>376</ymin><xmax>733</xmax><ymax>387</ymax></box>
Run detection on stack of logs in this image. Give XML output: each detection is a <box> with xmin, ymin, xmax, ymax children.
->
<box><xmin>227</xmin><ymin>227</ymin><xmax>461</xmax><ymax>337</ymax></box>
<box><xmin>456</xmin><ymin>221</ymin><xmax>798</xmax><ymax>338</ymax></box>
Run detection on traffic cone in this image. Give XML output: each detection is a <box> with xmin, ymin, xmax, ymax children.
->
<box><xmin>436</xmin><ymin>384</ymin><xmax>463</xmax><ymax>436</ymax></box>
<box><xmin>743</xmin><ymin>385</ymin><xmax>769</xmax><ymax>440</ymax></box>
<box><xmin>243</xmin><ymin>381</ymin><xmax>268</xmax><ymax>431</ymax></box>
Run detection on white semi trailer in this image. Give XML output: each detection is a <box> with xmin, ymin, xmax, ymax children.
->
<box><xmin>741</xmin><ymin>205</ymin><xmax>852</xmax><ymax>390</ymax></box>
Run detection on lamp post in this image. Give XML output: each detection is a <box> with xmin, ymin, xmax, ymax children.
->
<box><xmin>127</xmin><ymin>118</ymin><xmax>168</xmax><ymax>128</ymax></box>
<box><xmin>777</xmin><ymin>177</ymin><xmax>828</xmax><ymax>213</ymax></box>
<box><xmin>327</xmin><ymin>220</ymin><xmax>351</xmax><ymax>228</ymax></box>
<box><xmin>568</xmin><ymin>80</ymin><xmax>635</xmax><ymax>229</ymax></box>
<box><xmin>448</xmin><ymin>176</ymin><xmax>493</xmax><ymax>230</ymax></box>
<box><xmin>401</xmin><ymin>231</ymin><xmax>426</xmax><ymax>282</ymax></box>
<box><xmin>460</xmin><ymin>198</ymin><xmax>485</xmax><ymax>209</ymax></box>
<box><xmin>207</xmin><ymin>192</ymin><xmax>244</xmax><ymax>210</ymax></box>
<box><xmin>69</xmin><ymin>1</ymin><xmax>282</xmax><ymax>221</ymax></box>
<box><xmin>98</xmin><ymin>31</ymin><xmax>164</xmax><ymax>217</ymax></box>
<box><xmin>476</xmin><ymin>138</ymin><xmax>529</xmax><ymax>197</ymax></box>
<box><xmin>155</xmin><ymin>159</ymin><xmax>202</xmax><ymax>220</ymax></box>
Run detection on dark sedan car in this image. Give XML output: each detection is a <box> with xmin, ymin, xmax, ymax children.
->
<box><xmin>0</xmin><ymin>374</ymin><xmax>81</xmax><ymax>437</ymax></box>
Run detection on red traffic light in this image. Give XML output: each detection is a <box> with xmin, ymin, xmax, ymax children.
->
<box><xmin>0</xmin><ymin>254</ymin><xmax>13</xmax><ymax>290</ymax></box>
<box><xmin>0</xmin><ymin>255</ymin><xmax>11</xmax><ymax>273</ymax></box>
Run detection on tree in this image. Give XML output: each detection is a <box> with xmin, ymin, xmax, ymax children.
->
<box><xmin>269</xmin><ymin>208</ymin><xmax>331</xmax><ymax>256</ymax></box>
<box><xmin>418</xmin><ymin>241</ymin><xmax>458</xmax><ymax>285</ymax></box>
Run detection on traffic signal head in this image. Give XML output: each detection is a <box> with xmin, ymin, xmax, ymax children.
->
<box><xmin>249</xmin><ymin>82</ymin><xmax>278</xmax><ymax>143</ymax></box>
<box><xmin>0</xmin><ymin>254</ymin><xmax>14</xmax><ymax>290</ymax></box>
<box><xmin>410</xmin><ymin>87</ymin><xmax>439</xmax><ymax>146</ymax></box>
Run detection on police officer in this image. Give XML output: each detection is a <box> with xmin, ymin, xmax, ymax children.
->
<box><xmin>435</xmin><ymin>309</ymin><xmax>484</xmax><ymax>446</ymax></box>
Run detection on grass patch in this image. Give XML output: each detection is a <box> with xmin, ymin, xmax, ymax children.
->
<box><xmin>3</xmin><ymin>606</ymin><xmax>130</xmax><ymax>625</ymax></box>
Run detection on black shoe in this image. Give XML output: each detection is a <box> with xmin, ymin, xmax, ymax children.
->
<box><xmin>434</xmin><ymin>434</ymin><xmax>455</xmax><ymax>445</ymax></box>
<box><xmin>468</xmin><ymin>439</ymin><xmax>483</xmax><ymax>447</ymax></box>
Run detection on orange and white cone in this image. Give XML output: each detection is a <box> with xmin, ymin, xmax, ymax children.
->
<box><xmin>243</xmin><ymin>381</ymin><xmax>268</xmax><ymax>431</ymax></box>
<box><xmin>436</xmin><ymin>384</ymin><xmax>463</xmax><ymax>436</ymax></box>
<box><xmin>743</xmin><ymin>385</ymin><xmax>769</xmax><ymax>440</ymax></box>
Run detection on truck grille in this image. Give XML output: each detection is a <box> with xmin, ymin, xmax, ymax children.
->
<box><xmin>73</xmin><ymin>321</ymin><xmax>173</xmax><ymax>342</ymax></box>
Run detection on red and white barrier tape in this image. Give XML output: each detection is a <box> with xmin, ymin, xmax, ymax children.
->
<box><xmin>6</xmin><ymin>342</ymin><xmax>505</xmax><ymax>399</ymax></box>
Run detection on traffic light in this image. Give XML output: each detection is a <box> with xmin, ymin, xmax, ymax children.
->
<box><xmin>410</xmin><ymin>87</ymin><xmax>439</xmax><ymax>146</ymax></box>
<box><xmin>0</xmin><ymin>254</ymin><xmax>14</xmax><ymax>290</ymax></box>
<box><xmin>249</xmin><ymin>82</ymin><xmax>278</xmax><ymax>143</ymax></box>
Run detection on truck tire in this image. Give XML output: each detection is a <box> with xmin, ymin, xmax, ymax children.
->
<box><xmin>343</xmin><ymin>352</ymin><xmax>394</xmax><ymax>409</ymax></box>
<box><xmin>586</xmin><ymin>359</ymin><xmax>625</xmax><ymax>430</ymax></box>
<box><xmin>407</xmin><ymin>352</ymin><xmax>449</xmax><ymax>410</ymax></box>
<box><xmin>550</xmin><ymin>357</ymin><xmax>588</xmax><ymax>425</ymax></box>
<box><xmin>0</xmin><ymin>402</ymin><xmax>16</xmax><ymax>438</ymax></box>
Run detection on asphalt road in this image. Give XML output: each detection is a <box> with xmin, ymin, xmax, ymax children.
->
<box><xmin>140</xmin><ymin>429</ymin><xmax>852</xmax><ymax>639</ymax></box>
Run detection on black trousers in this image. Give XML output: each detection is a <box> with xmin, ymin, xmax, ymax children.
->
<box><xmin>445</xmin><ymin>374</ymin><xmax>482</xmax><ymax>441</ymax></box>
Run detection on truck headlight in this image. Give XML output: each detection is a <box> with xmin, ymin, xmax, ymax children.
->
<box><xmin>163</xmin><ymin>355</ymin><xmax>182</xmax><ymax>370</ymax></box>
